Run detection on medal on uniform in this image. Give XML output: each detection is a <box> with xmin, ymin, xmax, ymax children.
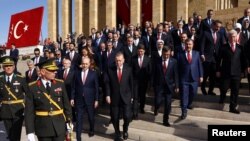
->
<box><xmin>58</xmin><ymin>98</ymin><xmax>61</xmax><ymax>102</ymax></box>
<box><xmin>15</xmin><ymin>88</ymin><xmax>19</xmax><ymax>93</ymax></box>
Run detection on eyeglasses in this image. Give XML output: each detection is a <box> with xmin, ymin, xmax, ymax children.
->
<box><xmin>56</xmin><ymin>54</ymin><xmax>60</xmax><ymax>55</ymax></box>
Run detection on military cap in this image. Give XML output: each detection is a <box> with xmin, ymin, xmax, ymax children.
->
<box><xmin>35</xmin><ymin>59</ymin><xmax>58</xmax><ymax>71</ymax></box>
<box><xmin>0</xmin><ymin>56</ymin><xmax>16</xmax><ymax>66</ymax></box>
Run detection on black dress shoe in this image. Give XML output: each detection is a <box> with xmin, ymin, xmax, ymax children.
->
<box><xmin>201</xmin><ymin>89</ymin><xmax>207</xmax><ymax>95</ymax></box>
<box><xmin>88</xmin><ymin>131</ymin><xmax>94</xmax><ymax>137</ymax></box>
<box><xmin>114</xmin><ymin>136</ymin><xmax>122</xmax><ymax>141</ymax></box>
<box><xmin>140</xmin><ymin>109</ymin><xmax>145</xmax><ymax>114</ymax></box>
<box><xmin>208</xmin><ymin>92</ymin><xmax>216</xmax><ymax>96</ymax></box>
<box><xmin>133</xmin><ymin>115</ymin><xmax>138</xmax><ymax>120</ymax></box>
<box><xmin>219</xmin><ymin>99</ymin><xmax>224</xmax><ymax>104</ymax></box>
<box><xmin>123</xmin><ymin>132</ymin><xmax>128</xmax><ymax>140</ymax></box>
<box><xmin>181</xmin><ymin>113</ymin><xmax>187</xmax><ymax>119</ymax></box>
<box><xmin>187</xmin><ymin>105</ymin><xmax>193</xmax><ymax>110</ymax></box>
<box><xmin>229</xmin><ymin>109</ymin><xmax>240</xmax><ymax>114</ymax></box>
<box><xmin>163</xmin><ymin>121</ymin><xmax>171</xmax><ymax>127</ymax></box>
<box><xmin>154</xmin><ymin>109</ymin><xmax>158</xmax><ymax>116</ymax></box>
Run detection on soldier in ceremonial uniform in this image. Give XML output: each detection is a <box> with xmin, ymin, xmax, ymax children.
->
<box><xmin>0</xmin><ymin>56</ymin><xmax>28</xmax><ymax>141</ymax></box>
<box><xmin>25</xmin><ymin>59</ymin><xmax>72</xmax><ymax>141</ymax></box>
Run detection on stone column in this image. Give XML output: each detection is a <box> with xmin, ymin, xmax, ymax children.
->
<box><xmin>89</xmin><ymin>0</ymin><xmax>98</xmax><ymax>35</ymax></box>
<box><xmin>220</xmin><ymin>0</ymin><xmax>224</xmax><ymax>10</ymax></box>
<box><xmin>130</xmin><ymin>0</ymin><xmax>141</xmax><ymax>26</ymax></box>
<box><xmin>153</xmin><ymin>0</ymin><xmax>163</xmax><ymax>25</ymax></box>
<box><xmin>105</xmin><ymin>0</ymin><xmax>116</xmax><ymax>28</ymax></box>
<box><xmin>62</xmin><ymin>0</ymin><xmax>72</xmax><ymax>41</ymax></box>
<box><xmin>215</xmin><ymin>0</ymin><xmax>218</xmax><ymax>10</ymax></box>
<box><xmin>74</xmin><ymin>0</ymin><xmax>83</xmax><ymax>37</ymax></box>
<box><xmin>47</xmin><ymin>0</ymin><xmax>58</xmax><ymax>42</ymax></box>
<box><xmin>176</xmin><ymin>0</ymin><xmax>188</xmax><ymax>22</ymax></box>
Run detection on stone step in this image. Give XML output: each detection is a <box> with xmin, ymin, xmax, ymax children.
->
<box><xmin>81</xmin><ymin>109</ymin><xmax>250</xmax><ymax>141</ymax></box>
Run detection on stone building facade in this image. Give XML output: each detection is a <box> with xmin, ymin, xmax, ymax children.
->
<box><xmin>48</xmin><ymin>0</ymin><xmax>250</xmax><ymax>41</ymax></box>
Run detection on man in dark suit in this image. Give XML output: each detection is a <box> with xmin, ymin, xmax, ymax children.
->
<box><xmin>123</xmin><ymin>36</ymin><xmax>137</xmax><ymax>66</ymax></box>
<box><xmin>142</xmin><ymin>27</ymin><xmax>154</xmax><ymax>56</ymax></box>
<box><xmin>237</xmin><ymin>8</ymin><xmax>250</xmax><ymax>25</ymax></box>
<box><xmin>112</xmin><ymin>32</ymin><xmax>123</xmax><ymax>53</ymax></box>
<box><xmin>153</xmin><ymin>46</ymin><xmax>179</xmax><ymax>126</ymax></box>
<box><xmin>199</xmin><ymin>9</ymin><xmax>214</xmax><ymax>35</ymax></box>
<box><xmin>178</xmin><ymin>39</ymin><xmax>203</xmax><ymax>119</ymax></box>
<box><xmin>200</xmin><ymin>20</ymin><xmax>223</xmax><ymax>95</ymax></box>
<box><xmin>25</xmin><ymin>59</ymin><xmax>72</xmax><ymax>141</ymax></box>
<box><xmin>216</xmin><ymin>30</ymin><xmax>247</xmax><ymax>114</ymax></box>
<box><xmin>58</xmin><ymin>59</ymin><xmax>76</xmax><ymax>121</ymax></box>
<box><xmin>65</xmin><ymin>42</ymin><xmax>81</xmax><ymax>70</ymax></box>
<box><xmin>9</xmin><ymin>43</ymin><xmax>19</xmax><ymax>70</ymax></box>
<box><xmin>71</xmin><ymin>57</ymin><xmax>99</xmax><ymax>141</ymax></box>
<box><xmin>132</xmin><ymin>44</ymin><xmax>152</xmax><ymax>117</ymax></box>
<box><xmin>102</xmin><ymin>41</ymin><xmax>116</xmax><ymax>72</ymax></box>
<box><xmin>32</xmin><ymin>48</ymin><xmax>46</xmax><ymax>65</ymax></box>
<box><xmin>0</xmin><ymin>56</ymin><xmax>28</xmax><ymax>141</ymax></box>
<box><xmin>172</xmin><ymin>20</ymin><xmax>187</xmax><ymax>48</ymax></box>
<box><xmin>25</xmin><ymin>60</ymin><xmax>38</xmax><ymax>83</ymax></box>
<box><xmin>244</xmin><ymin>36</ymin><xmax>250</xmax><ymax>95</ymax></box>
<box><xmin>105</xmin><ymin>52</ymin><xmax>133</xmax><ymax>141</ymax></box>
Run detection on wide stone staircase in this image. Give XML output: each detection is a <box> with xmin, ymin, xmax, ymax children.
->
<box><xmin>83</xmin><ymin>79</ymin><xmax>250</xmax><ymax>141</ymax></box>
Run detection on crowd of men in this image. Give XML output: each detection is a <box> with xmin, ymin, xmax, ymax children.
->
<box><xmin>0</xmin><ymin>8</ymin><xmax>250</xmax><ymax>141</ymax></box>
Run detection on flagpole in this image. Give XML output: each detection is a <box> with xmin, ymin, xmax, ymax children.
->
<box><xmin>40</xmin><ymin>30</ymin><xmax>43</xmax><ymax>45</ymax></box>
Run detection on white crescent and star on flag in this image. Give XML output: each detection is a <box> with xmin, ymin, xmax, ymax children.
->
<box><xmin>8</xmin><ymin>20</ymin><xmax>29</xmax><ymax>40</ymax></box>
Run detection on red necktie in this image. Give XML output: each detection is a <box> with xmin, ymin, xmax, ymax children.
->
<box><xmin>139</xmin><ymin>57</ymin><xmax>143</xmax><ymax>68</ymax></box>
<box><xmin>163</xmin><ymin>60</ymin><xmax>167</xmax><ymax>74</ymax></box>
<box><xmin>63</xmin><ymin>69</ymin><xmax>68</xmax><ymax>80</ymax></box>
<box><xmin>157</xmin><ymin>33</ymin><xmax>160</xmax><ymax>39</ymax></box>
<box><xmin>118</xmin><ymin>68</ymin><xmax>122</xmax><ymax>83</ymax></box>
<box><xmin>28</xmin><ymin>70</ymin><xmax>32</xmax><ymax>79</ymax></box>
<box><xmin>187</xmin><ymin>52</ymin><xmax>192</xmax><ymax>63</ymax></box>
<box><xmin>231</xmin><ymin>43</ymin><xmax>235</xmax><ymax>53</ymax></box>
<box><xmin>213</xmin><ymin>32</ymin><xmax>217</xmax><ymax>44</ymax></box>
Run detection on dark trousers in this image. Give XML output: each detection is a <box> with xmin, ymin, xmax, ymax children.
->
<box><xmin>154</xmin><ymin>87</ymin><xmax>172</xmax><ymax>122</ymax></box>
<box><xmin>111</xmin><ymin>100</ymin><xmax>131</xmax><ymax>136</ymax></box>
<box><xmin>75</xmin><ymin>98</ymin><xmax>95</xmax><ymax>141</ymax></box>
<box><xmin>38</xmin><ymin>134</ymin><xmax>65</xmax><ymax>141</ymax></box>
<box><xmin>138</xmin><ymin>80</ymin><xmax>149</xmax><ymax>111</ymax></box>
<box><xmin>220</xmin><ymin>77</ymin><xmax>240</xmax><ymax>110</ymax></box>
<box><xmin>201</xmin><ymin>62</ymin><xmax>216</xmax><ymax>93</ymax></box>
<box><xmin>3</xmin><ymin>116</ymin><xmax>23</xmax><ymax>141</ymax></box>
<box><xmin>180</xmin><ymin>82</ymin><xmax>198</xmax><ymax>113</ymax></box>
<box><xmin>248</xmin><ymin>74</ymin><xmax>250</xmax><ymax>94</ymax></box>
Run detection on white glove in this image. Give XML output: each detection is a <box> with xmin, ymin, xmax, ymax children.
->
<box><xmin>66</xmin><ymin>122</ymin><xmax>74</xmax><ymax>131</ymax></box>
<box><xmin>27</xmin><ymin>133</ymin><xmax>36</xmax><ymax>141</ymax></box>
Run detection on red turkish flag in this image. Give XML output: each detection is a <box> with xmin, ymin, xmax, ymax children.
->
<box><xmin>141</xmin><ymin>0</ymin><xmax>152</xmax><ymax>24</ymax></box>
<box><xmin>117</xmin><ymin>0</ymin><xmax>130</xmax><ymax>25</ymax></box>
<box><xmin>6</xmin><ymin>6</ymin><xmax>44</xmax><ymax>48</ymax></box>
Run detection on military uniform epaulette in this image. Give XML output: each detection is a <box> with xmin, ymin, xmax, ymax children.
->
<box><xmin>55</xmin><ymin>78</ymin><xmax>64</xmax><ymax>82</ymax></box>
<box><xmin>16</xmin><ymin>74</ymin><xmax>24</xmax><ymax>78</ymax></box>
<box><xmin>29</xmin><ymin>81</ymin><xmax>37</xmax><ymax>86</ymax></box>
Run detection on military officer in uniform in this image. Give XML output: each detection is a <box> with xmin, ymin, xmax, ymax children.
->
<box><xmin>25</xmin><ymin>59</ymin><xmax>72</xmax><ymax>141</ymax></box>
<box><xmin>0</xmin><ymin>56</ymin><xmax>28</xmax><ymax>141</ymax></box>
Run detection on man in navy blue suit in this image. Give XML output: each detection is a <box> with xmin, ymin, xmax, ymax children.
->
<box><xmin>71</xmin><ymin>57</ymin><xmax>99</xmax><ymax>141</ymax></box>
<box><xmin>178</xmin><ymin>39</ymin><xmax>203</xmax><ymax>119</ymax></box>
<box><xmin>9</xmin><ymin>43</ymin><xmax>19</xmax><ymax>71</ymax></box>
<box><xmin>153</xmin><ymin>46</ymin><xmax>179</xmax><ymax>126</ymax></box>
